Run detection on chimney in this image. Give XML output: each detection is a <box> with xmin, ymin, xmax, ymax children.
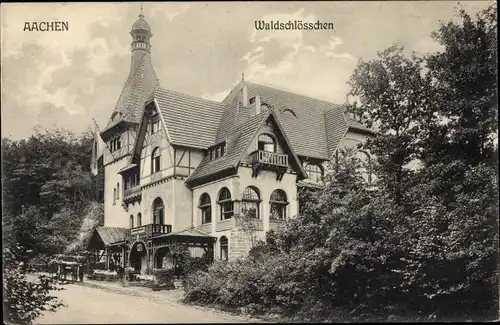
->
<box><xmin>248</xmin><ymin>95</ymin><xmax>261</xmax><ymax>117</ymax></box>
<box><xmin>242</xmin><ymin>85</ymin><xmax>248</xmax><ymax>108</ymax></box>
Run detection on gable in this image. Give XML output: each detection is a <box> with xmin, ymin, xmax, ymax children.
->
<box><xmin>186</xmin><ymin>106</ymin><xmax>309</xmax><ymax>187</ymax></box>
<box><xmin>128</xmin><ymin>100</ymin><xmax>173</xmax><ymax>171</ymax></box>
<box><xmin>244</xmin><ymin>117</ymin><xmax>287</xmax><ymax>155</ymax></box>
<box><xmin>185</xmin><ymin>112</ymin><xmax>266</xmax><ymax>187</ymax></box>
<box><xmin>238</xmin><ymin>112</ymin><xmax>308</xmax><ymax>178</ymax></box>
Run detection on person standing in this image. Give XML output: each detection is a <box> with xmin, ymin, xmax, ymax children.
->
<box><xmin>78</xmin><ymin>264</ymin><xmax>84</xmax><ymax>282</ymax></box>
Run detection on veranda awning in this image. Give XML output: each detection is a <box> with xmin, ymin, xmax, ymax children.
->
<box><xmin>88</xmin><ymin>226</ymin><xmax>128</xmax><ymax>249</ymax></box>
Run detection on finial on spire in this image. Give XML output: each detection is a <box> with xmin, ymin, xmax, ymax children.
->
<box><xmin>242</xmin><ymin>72</ymin><xmax>245</xmax><ymax>81</ymax></box>
<box><xmin>139</xmin><ymin>2</ymin><xmax>144</xmax><ymax>18</ymax></box>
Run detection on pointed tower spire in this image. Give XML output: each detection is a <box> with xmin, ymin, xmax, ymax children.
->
<box><xmin>139</xmin><ymin>2</ymin><xmax>144</xmax><ymax>18</ymax></box>
<box><xmin>102</xmin><ymin>5</ymin><xmax>159</xmax><ymax>134</ymax></box>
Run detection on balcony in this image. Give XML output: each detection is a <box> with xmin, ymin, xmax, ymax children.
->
<box><xmin>123</xmin><ymin>186</ymin><xmax>141</xmax><ymax>204</ymax></box>
<box><xmin>250</xmin><ymin>150</ymin><xmax>288</xmax><ymax>180</ymax></box>
<box><xmin>127</xmin><ymin>223</ymin><xmax>172</xmax><ymax>241</ymax></box>
<box><xmin>251</xmin><ymin>150</ymin><xmax>288</xmax><ymax>167</ymax></box>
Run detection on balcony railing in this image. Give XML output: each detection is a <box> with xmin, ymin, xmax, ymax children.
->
<box><xmin>123</xmin><ymin>186</ymin><xmax>141</xmax><ymax>204</ymax></box>
<box><xmin>251</xmin><ymin>150</ymin><xmax>288</xmax><ymax>167</ymax></box>
<box><xmin>127</xmin><ymin>223</ymin><xmax>172</xmax><ymax>239</ymax></box>
<box><xmin>124</xmin><ymin>186</ymin><xmax>141</xmax><ymax>198</ymax></box>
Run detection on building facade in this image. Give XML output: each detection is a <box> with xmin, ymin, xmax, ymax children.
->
<box><xmin>89</xmin><ymin>11</ymin><xmax>375</xmax><ymax>274</ymax></box>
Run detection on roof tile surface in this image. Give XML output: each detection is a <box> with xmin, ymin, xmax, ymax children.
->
<box><xmin>103</xmin><ymin>50</ymin><xmax>159</xmax><ymax>132</ymax></box>
<box><xmin>153</xmin><ymin>87</ymin><xmax>224</xmax><ymax>148</ymax></box>
<box><xmin>95</xmin><ymin>227</ymin><xmax>128</xmax><ymax>246</ymax></box>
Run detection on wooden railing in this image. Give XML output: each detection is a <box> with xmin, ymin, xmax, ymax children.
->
<box><xmin>150</xmin><ymin>224</ymin><xmax>172</xmax><ymax>235</ymax></box>
<box><xmin>251</xmin><ymin>150</ymin><xmax>288</xmax><ymax>167</ymax></box>
<box><xmin>128</xmin><ymin>223</ymin><xmax>172</xmax><ymax>238</ymax></box>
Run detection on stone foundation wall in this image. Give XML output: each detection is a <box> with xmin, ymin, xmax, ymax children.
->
<box><xmin>228</xmin><ymin>227</ymin><xmax>265</xmax><ymax>260</ymax></box>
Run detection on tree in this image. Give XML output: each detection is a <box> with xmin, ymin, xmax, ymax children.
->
<box><xmin>3</xmin><ymin>245</ymin><xmax>65</xmax><ymax>325</ymax></box>
<box><xmin>423</xmin><ymin>4</ymin><xmax>497</xmax><ymax>167</ymax></box>
<box><xmin>347</xmin><ymin>45</ymin><xmax>432</xmax><ymax>208</ymax></box>
<box><xmin>2</xmin><ymin>128</ymin><xmax>103</xmax><ymax>259</ymax></box>
<box><xmin>405</xmin><ymin>4</ymin><xmax>499</xmax><ymax>319</ymax></box>
<box><xmin>345</xmin><ymin>3</ymin><xmax>498</xmax><ymax>320</ymax></box>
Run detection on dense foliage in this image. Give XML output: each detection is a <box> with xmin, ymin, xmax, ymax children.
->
<box><xmin>3</xmin><ymin>245</ymin><xmax>66</xmax><ymax>325</ymax></box>
<box><xmin>169</xmin><ymin>244</ymin><xmax>213</xmax><ymax>280</ymax></box>
<box><xmin>183</xmin><ymin>4</ymin><xmax>498</xmax><ymax>322</ymax></box>
<box><xmin>2</xmin><ymin>128</ymin><xmax>103</xmax><ymax>323</ymax></box>
<box><xmin>2</xmin><ymin>128</ymin><xmax>104</xmax><ymax>259</ymax></box>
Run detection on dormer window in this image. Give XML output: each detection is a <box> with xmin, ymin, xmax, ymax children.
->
<box><xmin>249</xmin><ymin>96</ymin><xmax>256</xmax><ymax>105</ymax></box>
<box><xmin>209</xmin><ymin>142</ymin><xmax>226</xmax><ymax>161</ymax></box>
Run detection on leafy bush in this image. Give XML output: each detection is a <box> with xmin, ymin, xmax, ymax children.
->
<box><xmin>167</xmin><ymin>244</ymin><xmax>213</xmax><ymax>281</ymax></box>
<box><xmin>3</xmin><ymin>246</ymin><xmax>66</xmax><ymax>324</ymax></box>
<box><xmin>153</xmin><ymin>268</ymin><xmax>175</xmax><ymax>287</ymax></box>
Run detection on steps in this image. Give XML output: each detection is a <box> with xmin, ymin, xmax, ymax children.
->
<box><xmin>173</xmin><ymin>280</ymin><xmax>184</xmax><ymax>289</ymax></box>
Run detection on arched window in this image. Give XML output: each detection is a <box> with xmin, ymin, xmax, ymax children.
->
<box><xmin>153</xmin><ymin>197</ymin><xmax>165</xmax><ymax>225</ymax></box>
<box><xmin>116</xmin><ymin>182</ymin><xmax>120</xmax><ymax>199</ymax></box>
<box><xmin>356</xmin><ymin>151</ymin><xmax>372</xmax><ymax>185</ymax></box>
<box><xmin>137</xmin><ymin>213</ymin><xmax>142</xmax><ymax>227</ymax></box>
<box><xmin>270</xmin><ymin>189</ymin><xmax>288</xmax><ymax>220</ymax></box>
<box><xmin>199</xmin><ymin>193</ymin><xmax>212</xmax><ymax>224</ymax></box>
<box><xmin>258</xmin><ymin>133</ymin><xmax>276</xmax><ymax>152</ymax></box>
<box><xmin>218</xmin><ymin>187</ymin><xmax>234</xmax><ymax>220</ymax></box>
<box><xmin>220</xmin><ymin>236</ymin><xmax>228</xmax><ymax>261</ymax></box>
<box><xmin>305</xmin><ymin>163</ymin><xmax>324</xmax><ymax>183</ymax></box>
<box><xmin>113</xmin><ymin>188</ymin><xmax>116</xmax><ymax>204</ymax></box>
<box><xmin>241</xmin><ymin>186</ymin><xmax>260</xmax><ymax>219</ymax></box>
<box><xmin>129</xmin><ymin>215</ymin><xmax>134</xmax><ymax>228</ymax></box>
<box><xmin>151</xmin><ymin>147</ymin><xmax>161</xmax><ymax>174</ymax></box>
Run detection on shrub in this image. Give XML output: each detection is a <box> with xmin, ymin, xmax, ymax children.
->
<box><xmin>3</xmin><ymin>246</ymin><xmax>66</xmax><ymax>324</ymax></box>
<box><xmin>153</xmin><ymin>268</ymin><xmax>175</xmax><ymax>286</ymax></box>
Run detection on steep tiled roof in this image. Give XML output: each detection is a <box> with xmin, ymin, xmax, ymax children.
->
<box><xmin>325</xmin><ymin>108</ymin><xmax>349</xmax><ymax>156</ymax></box>
<box><xmin>153</xmin><ymin>87</ymin><xmax>224</xmax><ymax>149</ymax></box>
<box><xmin>245</xmin><ymin>82</ymin><xmax>348</xmax><ymax>159</ymax></box>
<box><xmin>186</xmin><ymin>111</ymin><xmax>268</xmax><ymax>184</ymax></box>
<box><xmin>103</xmin><ymin>49</ymin><xmax>159</xmax><ymax>133</ymax></box>
<box><xmin>214</xmin><ymin>81</ymin><xmax>355</xmax><ymax>160</ymax></box>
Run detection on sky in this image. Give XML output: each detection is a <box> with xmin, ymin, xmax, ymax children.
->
<box><xmin>0</xmin><ymin>1</ymin><xmax>493</xmax><ymax>140</ymax></box>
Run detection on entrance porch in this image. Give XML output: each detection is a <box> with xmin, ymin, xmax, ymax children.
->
<box><xmin>126</xmin><ymin>225</ymin><xmax>216</xmax><ymax>274</ymax></box>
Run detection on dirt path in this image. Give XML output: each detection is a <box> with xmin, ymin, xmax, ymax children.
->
<box><xmin>35</xmin><ymin>281</ymin><xmax>263</xmax><ymax>324</ymax></box>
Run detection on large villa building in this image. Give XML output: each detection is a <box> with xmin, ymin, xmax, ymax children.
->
<box><xmin>89</xmin><ymin>10</ymin><xmax>375</xmax><ymax>274</ymax></box>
